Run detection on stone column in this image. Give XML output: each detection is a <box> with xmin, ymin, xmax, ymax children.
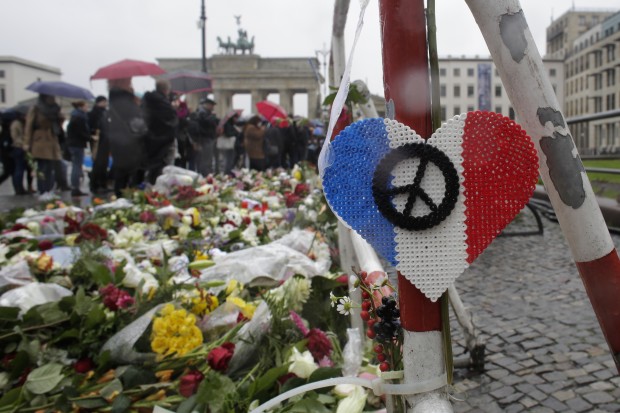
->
<box><xmin>307</xmin><ymin>89</ymin><xmax>320</xmax><ymax>119</ymax></box>
<box><xmin>214</xmin><ymin>90</ymin><xmax>233</xmax><ymax>118</ymax></box>
<box><xmin>279</xmin><ymin>89</ymin><xmax>294</xmax><ymax>116</ymax></box>
<box><xmin>250</xmin><ymin>89</ymin><xmax>268</xmax><ymax>115</ymax></box>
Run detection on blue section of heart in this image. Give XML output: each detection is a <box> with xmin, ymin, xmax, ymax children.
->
<box><xmin>322</xmin><ymin>118</ymin><xmax>398</xmax><ymax>266</ymax></box>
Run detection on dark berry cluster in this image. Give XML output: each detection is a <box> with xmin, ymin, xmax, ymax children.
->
<box><xmin>373</xmin><ymin>296</ymin><xmax>401</xmax><ymax>343</ymax></box>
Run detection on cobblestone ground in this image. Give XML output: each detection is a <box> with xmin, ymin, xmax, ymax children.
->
<box><xmin>450</xmin><ymin>212</ymin><xmax>620</xmax><ymax>412</ymax></box>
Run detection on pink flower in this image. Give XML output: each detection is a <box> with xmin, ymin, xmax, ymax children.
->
<box><xmin>306</xmin><ymin>328</ymin><xmax>332</xmax><ymax>363</ymax></box>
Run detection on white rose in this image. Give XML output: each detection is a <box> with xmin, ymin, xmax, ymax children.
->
<box><xmin>336</xmin><ymin>385</ymin><xmax>367</xmax><ymax>413</ymax></box>
<box><xmin>287</xmin><ymin>348</ymin><xmax>318</xmax><ymax>379</ymax></box>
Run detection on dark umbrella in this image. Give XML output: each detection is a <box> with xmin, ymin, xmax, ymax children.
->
<box><xmin>91</xmin><ymin>59</ymin><xmax>166</xmax><ymax>80</ymax></box>
<box><xmin>160</xmin><ymin>69</ymin><xmax>213</xmax><ymax>94</ymax></box>
<box><xmin>218</xmin><ymin>109</ymin><xmax>243</xmax><ymax>128</ymax></box>
<box><xmin>26</xmin><ymin>81</ymin><xmax>94</xmax><ymax>100</ymax></box>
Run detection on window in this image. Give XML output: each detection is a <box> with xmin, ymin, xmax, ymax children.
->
<box><xmin>549</xmin><ymin>68</ymin><xmax>556</xmax><ymax>77</ymax></box>
<box><xmin>440</xmin><ymin>106</ymin><xmax>446</xmax><ymax>120</ymax></box>
<box><xmin>453</xmin><ymin>106</ymin><xmax>461</xmax><ymax>117</ymax></box>
<box><xmin>453</xmin><ymin>68</ymin><xmax>461</xmax><ymax>77</ymax></box>
<box><xmin>467</xmin><ymin>105</ymin><xmax>474</xmax><ymax>112</ymax></box>
<box><xmin>607</xmin><ymin>94</ymin><xmax>616</xmax><ymax>110</ymax></box>
<box><xmin>495</xmin><ymin>69</ymin><xmax>499</xmax><ymax>77</ymax></box>
<box><xmin>440</xmin><ymin>84</ymin><xmax>446</xmax><ymax>97</ymax></box>
<box><xmin>454</xmin><ymin>85</ymin><xmax>461</xmax><ymax>97</ymax></box>
<box><xmin>608</xmin><ymin>70</ymin><xmax>616</xmax><ymax>87</ymax></box>
<box><xmin>509</xmin><ymin>107</ymin><xmax>515</xmax><ymax>120</ymax></box>
<box><xmin>467</xmin><ymin>85</ymin><xmax>474</xmax><ymax>97</ymax></box>
<box><xmin>467</xmin><ymin>68</ymin><xmax>474</xmax><ymax>77</ymax></box>
<box><xmin>495</xmin><ymin>85</ymin><xmax>502</xmax><ymax>97</ymax></box>
<box><xmin>0</xmin><ymin>86</ymin><xmax>5</xmax><ymax>103</ymax></box>
<box><xmin>579</xmin><ymin>16</ymin><xmax>585</xmax><ymax>26</ymax></box>
<box><xmin>495</xmin><ymin>106</ymin><xmax>502</xmax><ymax>114</ymax></box>
<box><xmin>0</xmin><ymin>70</ymin><xmax>5</xmax><ymax>78</ymax></box>
<box><xmin>440</xmin><ymin>68</ymin><xmax>446</xmax><ymax>76</ymax></box>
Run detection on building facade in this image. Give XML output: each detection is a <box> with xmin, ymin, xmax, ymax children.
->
<box><xmin>0</xmin><ymin>56</ymin><xmax>62</xmax><ymax>110</ymax></box>
<box><xmin>436</xmin><ymin>57</ymin><xmax>564</xmax><ymax>124</ymax></box>
<box><xmin>555</xmin><ymin>9</ymin><xmax>620</xmax><ymax>154</ymax></box>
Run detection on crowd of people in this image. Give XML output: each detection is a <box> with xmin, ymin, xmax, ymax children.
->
<box><xmin>0</xmin><ymin>79</ymin><xmax>325</xmax><ymax>200</ymax></box>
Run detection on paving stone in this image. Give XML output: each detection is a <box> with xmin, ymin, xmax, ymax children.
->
<box><xmin>590</xmin><ymin>381</ymin><xmax>615</xmax><ymax>391</ymax></box>
<box><xmin>486</xmin><ymin>369</ymin><xmax>509</xmax><ymax>380</ymax></box>
<box><xmin>519</xmin><ymin>396</ymin><xmax>539</xmax><ymax>409</ymax></box>
<box><xmin>565</xmin><ymin>397</ymin><xmax>593</xmax><ymax>412</ymax></box>
<box><xmin>499</xmin><ymin>391</ymin><xmax>523</xmax><ymax>405</ymax></box>
<box><xmin>540</xmin><ymin>397</ymin><xmax>569</xmax><ymax>411</ymax></box>
<box><xmin>504</xmin><ymin>404</ymin><xmax>524</xmax><ymax>413</ymax></box>
<box><xmin>593</xmin><ymin>369</ymin><xmax>613</xmax><ymax>380</ymax></box>
<box><xmin>565</xmin><ymin>368</ymin><xmax>587</xmax><ymax>378</ymax></box>
<box><xmin>490</xmin><ymin>386</ymin><xmax>515</xmax><ymax>399</ymax></box>
<box><xmin>542</xmin><ymin>371</ymin><xmax>567</xmax><ymax>382</ymax></box>
<box><xmin>583</xmin><ymin>391</ymin><xmax>614</xmax><ymax>404</ymax></box>
<box><xmin>552</xmin><ymin>389</ymin><xmax>575</xmax><ymax>402</ymax></box>
<box><xmin>530</xmin><ymin>407</ymin><xmax>554</xmax><ymax>413</ymax></box>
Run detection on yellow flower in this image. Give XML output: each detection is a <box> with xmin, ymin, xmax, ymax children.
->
<box><xmin>225</xmin><ymin>279</ymin><xmax>243</xmax><ymax>296</ymax></box>
<box><xmin>151</xmin><ymin>304</ymin><xmax>203</xmax><ymax>359</ymax></box>
<box><xmin>163</xmin><ymin>216</ymin><xmax>175</xmax><ymax>230</ymax></box>
<box><xmin>65</xmin><ymin>234</ymin><xmax>78</xmax><ymax>246</ymax></box>
<box><xmin>36</xmin><ymin>253</ymin><xmax>53</xmax><ymax>272</ymax></box>
<box><xmin>191</xmin><ymin>293</ymin><xmax>219</xmax><ymax>316</ymax></box>
<box><xmin>227</xmin><ymin>296</ymin><xmax>256</xmax><ymax>319</ymax></box>
<box><xmin>293</xmin><ymin>169</ymin><xmax>303</xmax><ymax>181</ymax></box>
<box><xmin>194</xmin><ymin>250</ymin><xmax>209</xmax><ymax>261</ymax></box>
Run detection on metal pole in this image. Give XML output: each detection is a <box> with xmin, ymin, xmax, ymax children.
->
<box><xmin>379</xmin><ymin>0</ymin><xmax>452</xmax><ymax>410</ymax></box>
<box><xmin>466</xmin><ymin>0</ymin><xmax>620</xmax><ymax>373</ymax></box>
<box><xmin>200</xmin><ymin>0</ymin><xmax>207</xmax><ymax>73</ymax></box>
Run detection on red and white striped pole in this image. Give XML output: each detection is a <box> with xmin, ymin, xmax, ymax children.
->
<box><xmin>466</xmin><ymin>0</ymin><xmax>620</xmax><ymax>373</ymax></box>
<box><xmin>380</xmin><ymin>0</ymin><xmax>452</xmax><ymax>410</ymax></box>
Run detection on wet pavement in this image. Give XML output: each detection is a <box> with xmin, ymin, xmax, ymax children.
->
<box><xmin>0</xmin><ymin>178</ymin><xmax>618</xmax><ymax>412</ymax></box>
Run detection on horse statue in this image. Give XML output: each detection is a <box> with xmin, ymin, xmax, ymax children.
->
<box><xmin>216</xmin><ymin>36</ymin><xmax>236</xmax><ymax>54</ymax></box>
<box><xmin>236</xmin><ymin>31</ymin><xmax>255</xmax><ymax>55</ymax></box>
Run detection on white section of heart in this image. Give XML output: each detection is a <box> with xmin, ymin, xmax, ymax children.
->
<box><xmin>384</xmin><ymin>116</ymin><xmax>469</xmax><ymax>302</ymax></box>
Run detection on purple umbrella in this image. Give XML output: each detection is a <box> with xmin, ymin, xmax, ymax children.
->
<box><xmin>26</xmin><ymin>81</ymin><xmax>94</xmax><ymax>100</ymax></box>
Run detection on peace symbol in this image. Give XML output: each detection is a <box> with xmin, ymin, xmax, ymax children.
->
<box><xmin>372</xmin><ymin>143</ymin><xmax>460</xmax><ymax>231</ymax></box>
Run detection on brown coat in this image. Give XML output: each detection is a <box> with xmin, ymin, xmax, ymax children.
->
<box><xmin>243</xmin><ymin>123</ymin><xmax>265</xmax><ymax>160</ymax></box>
<box><xmin>24</xmin><ymin>106</ymin><xmax>62</xmax><ymax>161</ymax></box>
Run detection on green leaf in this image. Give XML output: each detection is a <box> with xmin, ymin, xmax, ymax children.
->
<box><xmin>100</xmin><ymin>378</ymin><xmax>123</xmax><ymax>400</ymax></box>
<box><xmin>0</xmin><ymin>307</ymin><xmax>19</xmax><ymax>322</ymax></box>
<box><xmin>7</xmin><ymin>351</ymin><xmax>30</xmax><ymax>380</ymax></box>
<box><xmin>24</xmin><ymin>363</ymin><xmax>64</xmax><ymax>395</ymax></box>
<box><xmin>288</xmin><ymin>396</ymin><xmax>331</xmax><ymax>413</ymax></box>
<box><xmin>74</xmin><ymin>287</ymin><xmax>92</xmax><ymax>316</ymax></box>
<box><xmin>308</xmin><ymin>367</ymin><xmax>342</xmax><ymax>383</ymax></box>
<box><xmin>279</xmin><ymin>376</ymin><xmax>306</xmax><ymax>394</ymax></box>
<box><xmin>249</xmin><ymin>364</ymin><xmax>289</xmax><ymax>399</ymax></box>
<box><xmin>73</xmin><ymin>397</ymin><xmax>108</xmax><ymax>409</ymax></box>
<box><xmin>176</xmin><ymin>395</ymin><xmax>198</xmax><ymax>413</ymax></box>
<box><xmin>84</xmin><ymin>259</ymin><xmax>113</xmax><ymax>285</ymax></box>
<box><xmin>0</xmin><ymin>387</ymin><xmax>22</xmax><ymax>408</ymax></box>
<box><xmin>118</xmin><ymin>366</ymin><xmax>156</xmax><ymax>389</ymax></box>
<box><xmin>111</xmin><ymin>394</ymin><xmax>131</xmax><ymax>413</ymax></box>
<box><xmin>195</xmin><ymin>371</ymin><xmax>236</xmax><ymax>413</ymax></box>
<box><xmin>84</xmin><ymin>305</ymin><xmax>105</xmax><ymax>330</ymax></box>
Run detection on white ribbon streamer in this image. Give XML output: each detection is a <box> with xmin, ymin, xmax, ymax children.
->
<box><xmin>318</xmin><ymin>0</ymin><xmax>372</xmax><ymax>178</ymax></box>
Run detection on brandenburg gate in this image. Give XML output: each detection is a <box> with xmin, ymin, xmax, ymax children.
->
<box><xmin>157</xmin><ymin>54</ymin><xmax>322</xmax><ymax>119</ymax></box>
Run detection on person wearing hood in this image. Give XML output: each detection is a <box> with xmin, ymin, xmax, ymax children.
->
<box><xmin>23</xmin><ymin>94</ymin><xmax>64</xmax><ymax>198</ymax></box>
<box><xmin>89</xmin><ymin>95</ymin><xmax>110</xmax><ymax>193</ymax></box>
<box><xmin>66</xmin><ymin>101</ymin><xmax>90</xmax><ymax>196</ymax></box>
<box><xmin>142</xmin><ymin>79</ymin><xmax>178</xmax><ymax>184</ymax></box>
<box><xmin>9</xmin><ymin>108</ymin><xmax>34</xmax><ymax>195</ymax></box>
<box><xmin>104</xmin><ymin>78</ymin><xmax>147</xmax><ymax>197</ymax></box>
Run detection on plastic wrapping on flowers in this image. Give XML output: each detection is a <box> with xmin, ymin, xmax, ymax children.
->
<box><xmin>0</xmin><ymin>165</ymin><xmax>391</xmax><ymax>413</ymax></box>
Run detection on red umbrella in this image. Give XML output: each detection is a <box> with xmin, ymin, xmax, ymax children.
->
<box><xmin>90</xmin><ymin>59</ymin><xmax>166</xmax><ymax>80</ymax></box>
<box><xmin>255</xmin><ymin>100</ymin><xmax>287</xmax><ymax>123</ymax></box>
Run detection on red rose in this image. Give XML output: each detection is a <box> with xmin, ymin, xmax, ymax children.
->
<box><xmin>38</xmin><ymin>240</ymin><xmax>54</xmax><ymax>251</ymax></box>
<box><xmin>99</xmin><ymin>283</ymin><xmax>134</xmax><ymax>311</ymax></box>
<box><xmin>294</xmin><ymin>183</ymin><xmax>310</xmax><ymax>197</ymax></box>
<box><xmin>76</xmin><ymin>223</ymin><xmax>108</xmax><ymax>243</ymax></box>
<box><xmin>285</xmin><ymin>193</ymin><xmax>301</xmax><ymax>208</ymax></box>
<box><xmin>178</xmin><ymin>370</ymin><xmax>204</xmax><ymax>397</ymax></box>
<box><xmin>139</xmin><ymin>211</ymin><xmax>157</xmax><ymax>223</ymax></box>
<box><xmin>335</xmin><ymin>274</ymin><xmax>349</xmax><ymax>285</ymax></box>
<box><xmin>207</xmin><ymin>342</ymin><xmax>235</xmax><ymax>372</ymax></box>
<box><xmin>306</xmin><ymin>329</ymin><xmax>332</xmax><ymax>362</ymax></box>
<box><xmin>64</xmin><ymin>216</ymin><xmax>81</xmax><ymax>234</ymax></box>
<box><xmin>74</xmin><ymin>357</ymin><xmax>94</xmax><ymax>373</ymax></box>
<box><xmin>10</xmin><ymin>224</ymin><xmax>28</xmax><ymax>232</ymax></box>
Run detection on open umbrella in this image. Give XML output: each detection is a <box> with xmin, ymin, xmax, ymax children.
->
<box><xmin>160</xmin><ymin>69</ymin><xmax>213</xmax><ymax>94</ymax></box>
<box><xmin>218</xmin><ymin>109</ymin><xmax>243</xmax><ymax>128</ymax></box>
<box><xmin>26</xmin><ymin>81</ymin><xmax>94</xmax><ymax>100</ymax></box>
<box><xmin>255</xmin><ymin>100</ymin><xmax>287</xmax><ymax>124</ymax></box>
<box><xmin>91</xmin><ymin>59</ymin><xmax>165</xmax><ymax>80</ymax></box>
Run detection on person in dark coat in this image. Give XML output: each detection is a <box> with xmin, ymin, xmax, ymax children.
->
<box><xmin>8</xmin><ymin>109</ymin><xmax>34</xmax><ymax>195</ymax></box>
<box><xmin>66</xmin><ymin>101</ymin><xmax>91</xmax><ymax>196</ymax></box>
<box><xmin>105</xmin><ymin>78</ymin><xmax>147</xmax><ymax>197</ymax></box>
<box><xmin>219</xmin><ymin>111</ymin><xmax>240</xmax><ymax>175</ymax></box>
<box><xmin>263</xmin><ymin>123</ymin><xmax>284</xmax><ymax>169</ymax></box>
<box><xmin>193</xmin><ymin>98</ymin><xmax>218</xmax><ymax>176</ymax></box>
<box><xmin>243</xmin><ymin>115</ymin><xmax>266</xmax><ymax>171</ymax></box>
<box><xmin>142</xmin><ymin>80</ymin><xmax>178</xmax><ymax>184</ymax></box>
<box><xmin>88</xmin><ymin>96</ymin><xmax>110</xmax><ymax>193</ymax></box>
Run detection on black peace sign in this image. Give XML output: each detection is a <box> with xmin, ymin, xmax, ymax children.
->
<box><xmin>372</xmin><ymin>143</ymin><xmax>460</xmax><ymax>231</ymax></box>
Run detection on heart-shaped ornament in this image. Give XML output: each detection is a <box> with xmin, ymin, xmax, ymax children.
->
<box><xmin>323</xmin><ymin>111</ymin><xmax>538</xmax><ymax>301</ymax></box>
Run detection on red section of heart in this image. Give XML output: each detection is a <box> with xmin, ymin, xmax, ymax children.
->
<box><xmin>461</xmin><ymin>111</ymin><xmax>539</xmax><ymax>263</ymax></box>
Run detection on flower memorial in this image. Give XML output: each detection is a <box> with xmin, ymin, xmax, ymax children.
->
<box><xmin>0</xmin><ymin>165</ymin><xmax>394</xmax><ymax>413</ymax></box>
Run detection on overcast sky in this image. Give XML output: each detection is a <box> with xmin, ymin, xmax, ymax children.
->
<box><xmin>2</xmin><ymin>0</ymin><xmax>618</xmax><ymax>116</ymax></box>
